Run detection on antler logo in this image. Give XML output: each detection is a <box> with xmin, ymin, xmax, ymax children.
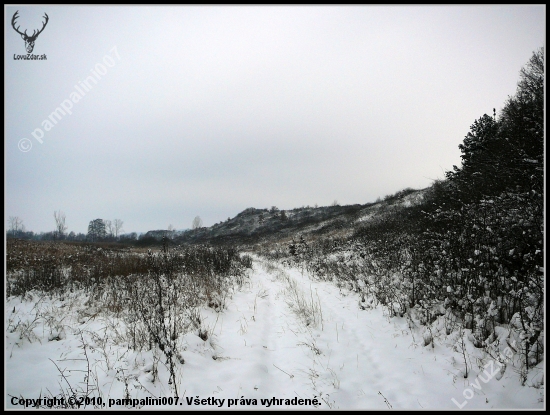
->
<box><xmin>11</xmin><ymin>10</ymin><xmax>49</xmax><ymax>54</ymax></box>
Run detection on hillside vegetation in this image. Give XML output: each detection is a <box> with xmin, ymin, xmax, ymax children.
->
<box><xmin>256</xmin><ymin>48</ymin><xmax>544</xmax><ymax>382</ymax></box>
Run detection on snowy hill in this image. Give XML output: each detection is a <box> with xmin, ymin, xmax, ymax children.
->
<box><xmin>172</xmin><ymin>188</ymin><xmax>426</xmax><ymax>246</ymax></box>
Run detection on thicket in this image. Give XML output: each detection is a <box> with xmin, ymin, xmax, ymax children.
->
<box><xmin>6</xmin><ymin>239</ymin><xmax>252</xmax><ymax>396</ymax></box>
<box><xmin>7</xmin><ymin>240</ymin><xmax>250</xmax><ymax>297</ymax></box>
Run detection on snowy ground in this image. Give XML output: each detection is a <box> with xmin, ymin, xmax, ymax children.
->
<box><xmin>5</xmin><ymin>257</ymin><xmax>544</xmax><ymax>410</ymax></box>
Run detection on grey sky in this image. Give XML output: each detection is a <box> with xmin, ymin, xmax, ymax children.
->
<box><xmin>5</xmin><ymin>5</ymin><xmax>545</xmax><ymax>234</ymax></box>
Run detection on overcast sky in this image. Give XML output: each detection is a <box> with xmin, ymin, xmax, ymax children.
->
<box><xmin>5</xmin><ymin>5</ymin><xmax>545</xmax><ymax>235</ymax></box>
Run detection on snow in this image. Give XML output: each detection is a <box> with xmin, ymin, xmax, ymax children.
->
<box><xmin>5</xmin><ymin>257</ymin><xmax>544</xmax><ymax>410</ymax></box>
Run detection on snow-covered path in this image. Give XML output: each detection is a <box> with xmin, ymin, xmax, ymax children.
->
<box><xmin>178</xmin><ymin>258</ymin><xmax>543</xmax><ymax>409</ymax></box>
<box><xmin>5</xmin><ymin>257</ymin><xmax>544</xmax><ymax>410</ymax></box>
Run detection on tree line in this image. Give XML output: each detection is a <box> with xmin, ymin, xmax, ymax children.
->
<box><xmin>7</xmin><ymin>213</ymin><xmax>127</xmax><ymax>243</ymax></box>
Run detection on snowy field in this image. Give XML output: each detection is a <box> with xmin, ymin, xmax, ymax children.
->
<box><xmin>5</xmin><ymin>257</ymin><xmax>544</xmax><ymax>410</ymax></box>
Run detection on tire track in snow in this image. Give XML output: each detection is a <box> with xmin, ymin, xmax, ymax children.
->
<box><xmin>310</xmin><ymin>280</ymin><xmax>400</xmax><ymax>407</ymax></box>
<box><xmin>280</xmin><ymin>266</ymin><xmax>438</xmax><ymax>409</ymax></box>
<box><xmin>208</xmin><ymin>258</ymin><xmax>322</xmax><ymax>403</ymax></box>
<box><xmin>250</xmin><ymin>261</ymin><xmax>328</xmax><ymax>400</ymax></box>
<box><xmin>280</xmin><ymin>267</ymin><xmax>390</xmax><ymax>409</ymax></box>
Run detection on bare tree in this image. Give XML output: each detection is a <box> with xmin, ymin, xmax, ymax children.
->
<box><xmin>167</xmin><ymin>224</ymin><xmax>175</xmax><ymax>239</ymax></box>
<box><xmin>104</xmin><ymin>220</ymin><xmax>113</xmax><ymax>238</ymax></box>
<box><xmin>7</xmin><ymin>216</ymin><xmax>25</xmax><ymax>237</ymax></box>
<box><xmin>192</xmin><ymin>216</ymin><xmax>203</xmax><ymax>234</ymax></box>
<box><xmin>113</xmin><ymin>219</ymin><xmax>124</xmax><ymax>239</ymax></box>
<box><xmin>54</xmin><ymin>210</ymin><xmax>67</xmax><ymax>239</ymax></box>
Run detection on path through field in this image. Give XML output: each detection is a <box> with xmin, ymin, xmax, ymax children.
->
<box><xmin>192</xmin><ymin>258</ymin><xmax>542</xmax><ymax>409</ymax></box>
<box><xmin>5</xmin><ymin>257</ymin><xmax>544</xmax><ymax>409</ymax></box>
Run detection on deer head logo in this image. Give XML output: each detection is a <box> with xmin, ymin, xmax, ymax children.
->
<box><xmin>11</xmin><ymin>10</ymin><xmax>49</xmax><ymax>54</ymax></box>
